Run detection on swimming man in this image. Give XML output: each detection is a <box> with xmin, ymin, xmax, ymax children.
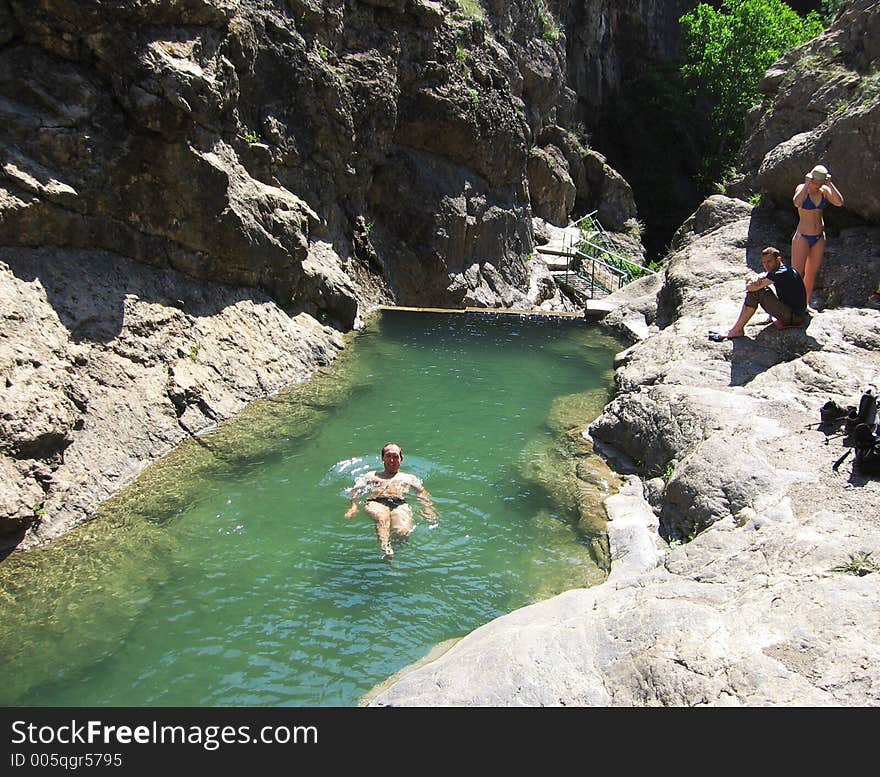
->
<box><xmin>344</xmin><ymin>442</ymin><xmax>437</xmax><ymax>558</ymax></box>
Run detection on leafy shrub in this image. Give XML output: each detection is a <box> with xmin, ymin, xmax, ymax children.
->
<box><xmin>536</xmin><ymin>1</ymin><xmax>561</xmax><ymax>42</ymax></box>
<box><xmin>679</xmin><ymin>0</ymin><xmax>824</xmax><ymax>189</ymax></box>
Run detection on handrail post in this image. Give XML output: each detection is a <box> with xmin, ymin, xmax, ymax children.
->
<box><xmin>565</xmin><ymin>234</ymin><xmax>569</xmax><ymax>283</ymax></box>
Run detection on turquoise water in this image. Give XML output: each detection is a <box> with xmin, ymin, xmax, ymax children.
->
<box><xmin>1</xmin><ymin>311</ymin><xmax>624</xmax><ymax>707</ymax></box>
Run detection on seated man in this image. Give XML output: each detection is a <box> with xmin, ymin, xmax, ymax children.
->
<box><xmin>724</xmin><ymin>246</ymin><xmax>807</xmax><ymax>339</ymax></box>
<box><xmin>344</xmin><ymin>442</ymin><xmax>437</xmax><ymax>559</ymax></box>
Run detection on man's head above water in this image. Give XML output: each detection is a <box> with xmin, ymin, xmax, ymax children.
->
<box><xmin>380</xmin><ymin>443</ymin><xmax>403</xmax><ymax>474</ymax></box>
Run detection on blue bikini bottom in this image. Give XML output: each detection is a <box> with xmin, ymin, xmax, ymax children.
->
<box><xmin>796</xmin><ymin>231</ymin><xmax>824</xmax><ymax>247</ymax></box>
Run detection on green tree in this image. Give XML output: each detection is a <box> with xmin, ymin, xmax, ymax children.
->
<box><xmin>679</xmin><ymin>0</ymin><xmax>824</xmax><ymax>187</ymax></box>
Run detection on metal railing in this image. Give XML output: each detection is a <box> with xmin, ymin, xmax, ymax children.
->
<box><xmin>550</xmin><ymin>212</ymin><xmax>656</xmax><ymax>301</ymax></box>
<box><xmin>565</xmin><ymin>250</ymin><xmax>628</xmax><ymax>296</ymax></box>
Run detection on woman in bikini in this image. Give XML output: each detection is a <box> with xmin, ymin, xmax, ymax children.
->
<box><xmin>791</xmin><ymin>164</ymin><xmax>844</xmax><ymax>308</ymax></box>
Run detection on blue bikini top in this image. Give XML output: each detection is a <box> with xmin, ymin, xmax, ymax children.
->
<box><xmin>801</xmin><ymin>193</ymin><xmax>828</xmax><ymax>210</ymax></box>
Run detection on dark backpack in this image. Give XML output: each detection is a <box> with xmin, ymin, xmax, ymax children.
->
<box><xmin>854</xmin><ymin>423</ymin><xmax>880</xmax><ymax>474</ymax></box>
<box><xmin>858</xmin><ymin>389</ymin><xmax>877</xmax><ymax>427</ymax></box>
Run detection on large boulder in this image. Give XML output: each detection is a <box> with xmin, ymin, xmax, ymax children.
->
<box><xmin>526</xmin><ymin>144</ymin><xmax>576</xmax><ymax>226</ymax></box>
<box><xmin>582</xmin><ymin>148</ymin><xmax>638</xmax><ymax>230</ymax></box>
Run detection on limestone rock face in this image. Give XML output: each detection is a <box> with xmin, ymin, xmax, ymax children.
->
<box><xmin>563</xmin><ymin>0</ymin><xmax>691</xmax><ymax>113</ymax></box>
<box><xmin>369</xmin><ymin>504</ymin><xmax>880</xmax><ymax>706</ymax></box>
<box><xmin>0</xmin><ymin>249</ymin><xmax>343</xmax><ymax>548</ymax></box>
<box><xmin>0</xmin><ymin>0</ymin><xmax>642</xmax><ymax>317</ymax></box>
<box><xmin>527</xmin><ymin>144</ymin><xmax>576</xmax><ymax>226</ymax></box>
<box><xmin>590</xmin><ymin>153</ymin><xmax>638</xmax><ymax>231</ymax></box>
<box><xmin>732</xmin><ymin>0</ymin><xmax>880</xmax><ymax>224</ymax></box>
<box><xmin>562</xmin><ymin>0</ymin><xmax>697</xmax><ymax>247</ymax></box>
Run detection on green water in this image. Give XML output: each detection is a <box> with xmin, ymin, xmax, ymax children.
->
<box><xmin>0</xmin><ymin>311</ymin><xmax>625</xmax><ymax>707</ymax></box>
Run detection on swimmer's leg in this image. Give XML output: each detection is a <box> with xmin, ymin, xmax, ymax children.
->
<box><xmin>389</xmin><ymin>503</ymin><xmax>414</xmax><ymax>537</ymax></box>
<box><xmin>364</xmin><ymin>501</ymin><xmax>394</xmax><ymax>557</ymax></box>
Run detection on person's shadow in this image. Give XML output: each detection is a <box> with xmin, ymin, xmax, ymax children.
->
<box><xmin>727</xmin><ymin>317</ymin><xmax>821</xmax><ymax>386</ymax></box>
<box><xmin>848</xmin><ymin>465</ymin><xmax>877</xmax><ymax>487</ymax></box>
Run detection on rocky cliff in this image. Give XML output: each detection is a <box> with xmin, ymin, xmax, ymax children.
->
<box><xmin>1</xmin><ymin>0</ymin><xmax>644</xmax><ymax>317</ymax></box>
<box><xmin>563</xmin><ymin>0</ymin><xmax>699</xmax><ymax>256</ymax></box>
<box><xmin>2</xmin><ymin>0</ymin><xmax>646</xmax><ymax>548</ymax></box>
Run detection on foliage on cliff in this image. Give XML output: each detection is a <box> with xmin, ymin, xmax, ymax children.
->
<box><xmin>679</xmin><ymin>0</ymin><xmax>824</xmax><ymax>187</ymax></box>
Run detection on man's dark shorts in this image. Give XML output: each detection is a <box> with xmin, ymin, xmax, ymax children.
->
<box><xmin>745</xmin><ymin>288</ymin><xmax>805</xmax><ymax>325</ymax></box>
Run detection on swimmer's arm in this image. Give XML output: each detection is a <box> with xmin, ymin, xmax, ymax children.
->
<box><xmin>344</xmin><ymin>474</ymin><xmax>375</xmax><ymax>518</ymax></box>
<box><xmin>415</xmin><ymin>482</ymin><xmax>438</xmax><ymax>522</ymax></box>
<box><xmin>793</xmin><ymin>181</ymin><xmax>809</xmax><ymax>208</ymax></box>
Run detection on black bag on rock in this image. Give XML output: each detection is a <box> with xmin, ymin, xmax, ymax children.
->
<box><xmin>854</xmin><ymin>444</ymin><xmax>880</xmax><ymax>474</ymax></box>
<box><xmin>853</xmin><ymin>423</ymin><xmax>880</xmax><ymax>474</ymax></box>
<box><xmin>858</xmin><ymin>388</ymin><xmax>877</xmax><ymax>428</ymax></box>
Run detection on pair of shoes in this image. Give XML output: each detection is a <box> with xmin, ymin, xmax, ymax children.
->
<box><xmin>868</xmin><ymin>292</ymin><xmax>880</xmax><ymax>310</ymax></box>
